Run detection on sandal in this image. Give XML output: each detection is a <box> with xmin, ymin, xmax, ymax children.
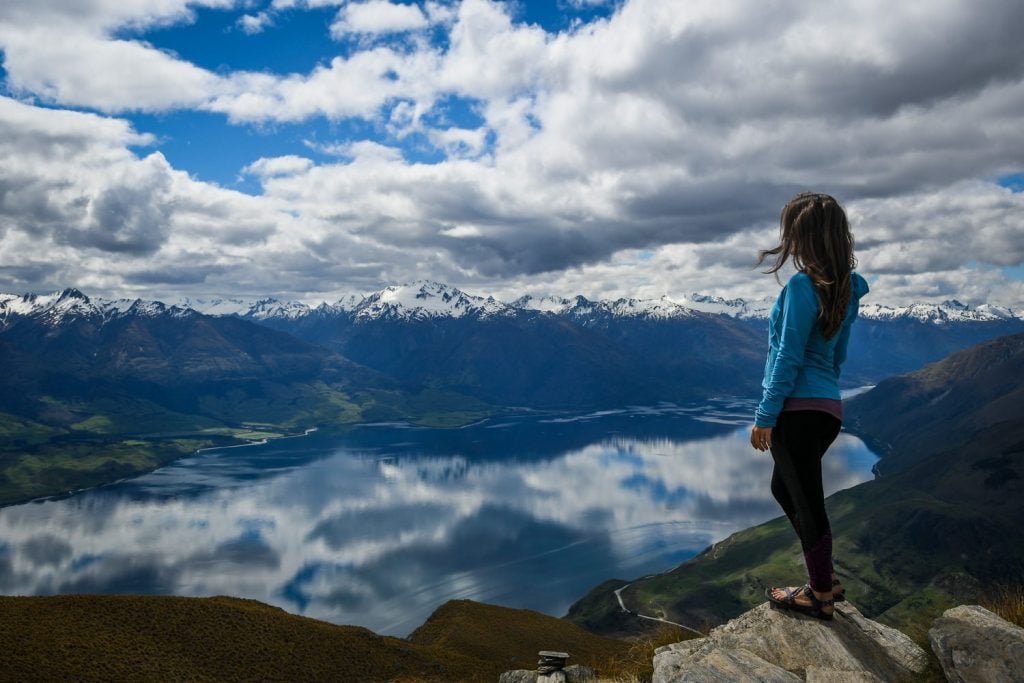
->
<box><xmin>832</xmin><ymin>577</ymin><xmax>846</xmax><ymax>603</ymax></box>
<box><xmin>766</xmin><ymin>584</ymin><xmax>834</xmax><ymax>621</ymax></box>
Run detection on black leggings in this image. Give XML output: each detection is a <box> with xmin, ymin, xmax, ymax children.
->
<box><xmin>769</xmin><ymin>410</ymin><xmax>842</xmax><ymax>593</ymax></box>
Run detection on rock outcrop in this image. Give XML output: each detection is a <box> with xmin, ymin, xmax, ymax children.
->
<box><xmin>498</xmin><ymin>664</ymin><xmax>598</xmax><ymax>683</ymax></box>
<box><xmin>653</xmin><ymin>601</ymin><xmax>928</xmax><ymax>682</ymax></box>
<box><xmin>928</xmin><ymin>604</ymin><xmax>1024</xmax><ymax>682</ymax></box>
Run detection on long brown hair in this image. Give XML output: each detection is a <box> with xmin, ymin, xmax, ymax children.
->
<box><xmin>755</xmin><ymin>192</ymin><xmax>856</xmax><ymax>339</ymax></box>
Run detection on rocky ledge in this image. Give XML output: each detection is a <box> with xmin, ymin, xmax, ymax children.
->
<box><xmin>652</xmin><ymin>601</ymin><xmax>1024</xmax><ymax>683</ymax></box>
<box><xmin>654</xmin><ymin>601</ymin><xmax>927</xmax><ymax>682</ymax></box>
<box><xmin>499</xmin><ymin>601</ymin><xmax>1023</xmax><ymax>682</ymax></box>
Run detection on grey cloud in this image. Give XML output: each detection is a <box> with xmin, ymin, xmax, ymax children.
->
<box><xmin>56</xmin><ymin>556</ymin><xmax>177</xmax><ymax>594</ymax></box>
<box><xmin>0</xmin><ymin>0</ymin><xmax>1022</xmax><ymax>305</ymax></box>
<box><xmin>193</xmin><ymin>533</ymin><xmax>280</xmax><ymax>569</ymax></box>
<box><xmin>124</xmin><ymin>263</ymin><xmax>226</xmax><ymax>285</ymax></box>
<box><xmin>0</xmin><ymin>176</ymin><xmax>85</xmax><ymax>237</ymax></box>
<box><xmin>0</xmin><ymin>262</ymin><xmax>61</xmax><ymax>291</ymax></box>
<box><xmin>306</xmin><ymin>502</ymin><xmax>455</xmax><ymax>552</ymax></box>
<box><xmin>20</xmin><ymin>534</ymin><xmax>74</xmax><ymax>566</ymax></box>
<box><xmin>63</xmin><ymin>179</ymin><xmax>172</xmax><ymax>255</ymax></box>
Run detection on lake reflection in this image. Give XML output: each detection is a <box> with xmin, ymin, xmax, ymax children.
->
<box><xmin>0</xmin><ymin>400</ymin><xmax>877</xmax><ymax>635</ymax></box>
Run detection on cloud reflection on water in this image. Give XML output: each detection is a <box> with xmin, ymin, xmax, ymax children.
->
<box><xmin>0</xmin><ymin>404</ymin><xmax>877</xmax><ymax>635</ymax></box>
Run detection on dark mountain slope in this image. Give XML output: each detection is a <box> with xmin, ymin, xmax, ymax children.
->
<box><xmin>0</xmin><ymin>293</ymin><xmax>488</xmax><ymax>505</ymax></box>
<box><xmin>246</xmin><ymin>286</ymin><xmax>1024</xmax><ymax>410</ymax></box>
<box><xmin>567</xmin><ymin>331</ymin><xmax>1024</xmax><ymax>640</ymax></box>
<box><xmin>844</xmin><ymin>332</ymin><xmax>1024</xmax><ymax>474</ymax></box>
<box><xmin>257</xmin><ymin>309</ymin><xmax>766</xmax><ymax>409</ymax></box>
<box><xmin>840</xmin><ymin>317</ymin><xmax>1024</xmax><ymax>387</ymax></box>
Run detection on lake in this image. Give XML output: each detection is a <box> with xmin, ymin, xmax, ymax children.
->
<box><xmin>0</xmin><ymin>398</ymin><xmax>878</xmax><ymax>636</ymax></box>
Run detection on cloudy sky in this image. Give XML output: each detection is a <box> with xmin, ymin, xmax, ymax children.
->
<box><xmin>0</xmin><ymin>0</ymin><xmax>1022</xmax><ymax>306</ymax></box>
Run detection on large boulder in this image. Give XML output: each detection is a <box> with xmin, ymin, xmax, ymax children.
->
<box><xmin>928</xmin><ymin>604</ymin><xmax>1024</xmax><ymax>682</ymax></box>
<box><xmin>653</xmin><ymin>602</ymin><xmax>927</xmax><ymax>682</ymax></box>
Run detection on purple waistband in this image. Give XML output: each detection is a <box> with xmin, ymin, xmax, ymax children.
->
<box><xmin>780</xmin><ymin>397</ymin><xmax>843</xmax><ymax>423</ymax></box>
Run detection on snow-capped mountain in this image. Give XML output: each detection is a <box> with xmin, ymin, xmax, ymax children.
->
<box><xmin>510</xmin><ymin>291</ymin><xmax>1021</xmax><ymax>324</ymax></box>
<box><xmin>511</xmin><ymin>294</ymin><xmax>576</xmax><ymax>314</ymax></box>
<box><xmin>177</xmin><ymin>296</ymin><xmax>312</xmax><ymax>320</ymax></box>
<box><xmin>672</xmin><ymin>293</ymin><xmax>776</xmax><ymax>320</ymax></box>
<box><xmin>514</xmin><ymin>294</ymin><xmax>699</xmax><ymax>320</ymax></box>
<box><xmin>6</xmin><ymin>283</ymin><xmax>1023</xmax><ymax>327</ymax></box>
<box><xmin>352</xmin><ymin>281</ymin><xmax>512</xmax><ymax>321</ymax></box>
<box><xmin>4</xmin><ymin>283</ymin><xmax>1024</xmax><ymax>412</ymax></box>
<box><xmin>0</xmin><ymin>288</ymin><xmax>193</xmax><ymax>327</ymax></box>
<box><xmin>858</xmin><ymin>300</ymin><xmax>1021</xmax><ymax>324</ymax></box>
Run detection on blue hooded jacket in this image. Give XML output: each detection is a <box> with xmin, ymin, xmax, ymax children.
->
<box><xmin>754</xmin><ymin>271</ymin><xmax>870</xmax><ymax>428</ymax></box>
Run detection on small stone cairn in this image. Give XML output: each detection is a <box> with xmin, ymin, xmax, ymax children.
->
<box><xmin>537</xmin><ymin>651</ymin><xmax>568</xmax><ymax>681</ymax></box>
<box><xmin>498</xmin><ymin>651</ymin><xmax>598</xmax><ymax>683</ymax></box>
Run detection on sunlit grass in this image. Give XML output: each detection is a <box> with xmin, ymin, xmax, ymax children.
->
<box><xmin>585</xmin><ymin>622</ymin><xmax>704</xmax><ymax>682</ymax></box>
<box><xmin>981</xmin><ymin>583</ymin><xmax>1024</xmax><ymax>627</ymax></box>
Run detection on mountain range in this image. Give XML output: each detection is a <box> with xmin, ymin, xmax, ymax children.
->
<box><xmin>2</xmin><ymin>282</ymin><xmax>1023</xmax><ymax>505</ymax></box>
<box><xmin>8</xmin><ymin>281</ymin><xmax>1022</xmax><ymax>406</ymax></box>
<box><xmin>0</xmin><ymin>287</ymin><xmax>487</xmax><ymax>506</ymax></box>
<box><xmin>167</xmin><ymin>280</ymin><xmax>1022</xmax><ymax>324</ymax></box>
<box><xmin>168</xmin><ymin>281</ymin><xmax>1024</xmax><ymax>400</ymax></box>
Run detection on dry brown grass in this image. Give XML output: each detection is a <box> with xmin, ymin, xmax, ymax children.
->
<box><xmin>980</xmin><ymin>583</ymin><xmax>1024</xmax><ymax>628</ymax></box>
<box><xmin>409</xmin><ymin>599</ymin><xmax>633</xmax><ymax>677</ymax></box>
<box><xmin>1</xmin><ymin>595</ymin><xmax>654</xmax><ymax>682</ymax></box>
<box><xmin>582</xmin><ymin>622</ymin><xmax>706</xmax><ymax>683</ymax></box>
<box><xmin>0</xmin><ymin>594</ymin><xmax>486</xmax><ymax>682</ymax></box>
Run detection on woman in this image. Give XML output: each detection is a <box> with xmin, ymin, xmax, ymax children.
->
<box><xmin>749</xmin><ymin>191</ymin><xmax>870</xmax><ymax>621</ymax></box>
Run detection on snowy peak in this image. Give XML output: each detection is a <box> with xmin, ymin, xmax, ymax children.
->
<box><xmin>332</xmin><ymin>294</ymin><xmax>365</xmax><ymax>312</ymax></box>
<box><xmin>177</xmin><ymin>297</ymin><xmax>255</xmax><ymax>317</ymax></box>
<box><xmin>179</xmin><ymin>296</ymin><xmax>313</xmax><ymax>320</ymax></box>
<box><xmin>603</xmin><ymin>296</ymin><xmax>698</xmax><ymax>319</ymax></box>
<box><xmin>514</xmin><ymin>292</ymin><xmax>754</xmax><ymax>320</ymax></box>
<box><xmin>0</xmin><ymin>289</ymin><xmax>193</xmax><ymax>326</ymax></box>
<box><xmin>512</xmin><ymin>294</ymin><xmax>576</xmax><ymax>314</ymax></box>
<box><xmin>354</xmin><ymin>281</ymin><xmax>512</xmax><ymax>320</ymax></box>
<box><xmin>674</xmin><ymin>292</ymin><xmax>775</xmax><ymax>319</ymax></box>
<box><xmin>858</xmin><ymin>300</ymin><xmax>1021</xmax><ymax>324</ymax></box>
<box><xmin>245</xmin><ymin>298</ymin><xmax>311</xmax><ymax>320</ymax></box>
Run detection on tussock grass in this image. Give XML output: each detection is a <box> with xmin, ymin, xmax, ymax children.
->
<box><xmin>981</xmin><ymin>583</ymin><xmax>1024</xmax><ymax>627</ymax></box>
<box><xmin>409</xmin><ymin>599</ymin><xmax>632</xmax><ymax>677</ymax></box>
<box><xmin>1</xmin><ymin>595</ymin><xmax>651</xmax><ymax>682</ymax></box>
<box><xmin>0</xmin><ymin>595</ymin><xmax>484</xmax><ymax>682</ymax></box>
<box><xmin>586</xmin><ymin>622</ymin><xmax>705</xmax><ymax>682</ymax></box>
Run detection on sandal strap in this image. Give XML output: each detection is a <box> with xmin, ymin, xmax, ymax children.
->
<box><xmin>802</xmin><ymin>585</ymin><xmax>834</xmax><ymax>607</ymax></box>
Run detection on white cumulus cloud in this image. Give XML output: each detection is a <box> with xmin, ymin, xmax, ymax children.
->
<box><xmin>330</xmin><ymin>0</ymin><xmax>430</xmax><ymax>37</ymax></box>
<box><xmin>0</xmin><ymin>0</ymin><xmax>1021</xmax><ymax>307</ymax></box>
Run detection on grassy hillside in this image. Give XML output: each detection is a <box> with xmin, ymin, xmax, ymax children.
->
<box><xmin>409</xmin><ymin>599</ymin><xmax>633</xmax><ymax>674</ymax></box>
<box><xmin>0</xmin><ymin>595</ymin><xmax>635</xmax><ymax>682</ymax></box>
<box><xmin>568</xmin><ymin>332</ymin><xmax>1024</xmax><ymax>643</ymax></box>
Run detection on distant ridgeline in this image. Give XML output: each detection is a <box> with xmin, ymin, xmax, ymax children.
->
<box><xmin>566</xmin><ymin>331</ymin><xmax>1024</xmax><ymax>641</ymax></box>
<box><xmin>0</xmin><ymin>283</ymin><xmax>1022</xmax><ymax>505</ymax></box>
<box><xmin>190</xmin><ymin>279</ymin><xmax>1022</xmax><ymax>406</ymax></box>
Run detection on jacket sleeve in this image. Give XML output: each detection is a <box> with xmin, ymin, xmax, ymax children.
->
<box><xmin>754</xmin><ymin>275</ymin><xmax>818</xmax><ymax>428</ymax></box>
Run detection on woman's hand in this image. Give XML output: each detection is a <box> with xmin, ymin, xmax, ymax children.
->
<box><xmin>750</xmin><ymin>425</ymin><xmax>773</xmax><ymax>452</ymax></box>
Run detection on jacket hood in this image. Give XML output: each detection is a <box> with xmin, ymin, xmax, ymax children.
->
<box><xmin>851</xmin><ymin>271</ymin><xmax>869</xmax><ymax>300</ymax></box>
